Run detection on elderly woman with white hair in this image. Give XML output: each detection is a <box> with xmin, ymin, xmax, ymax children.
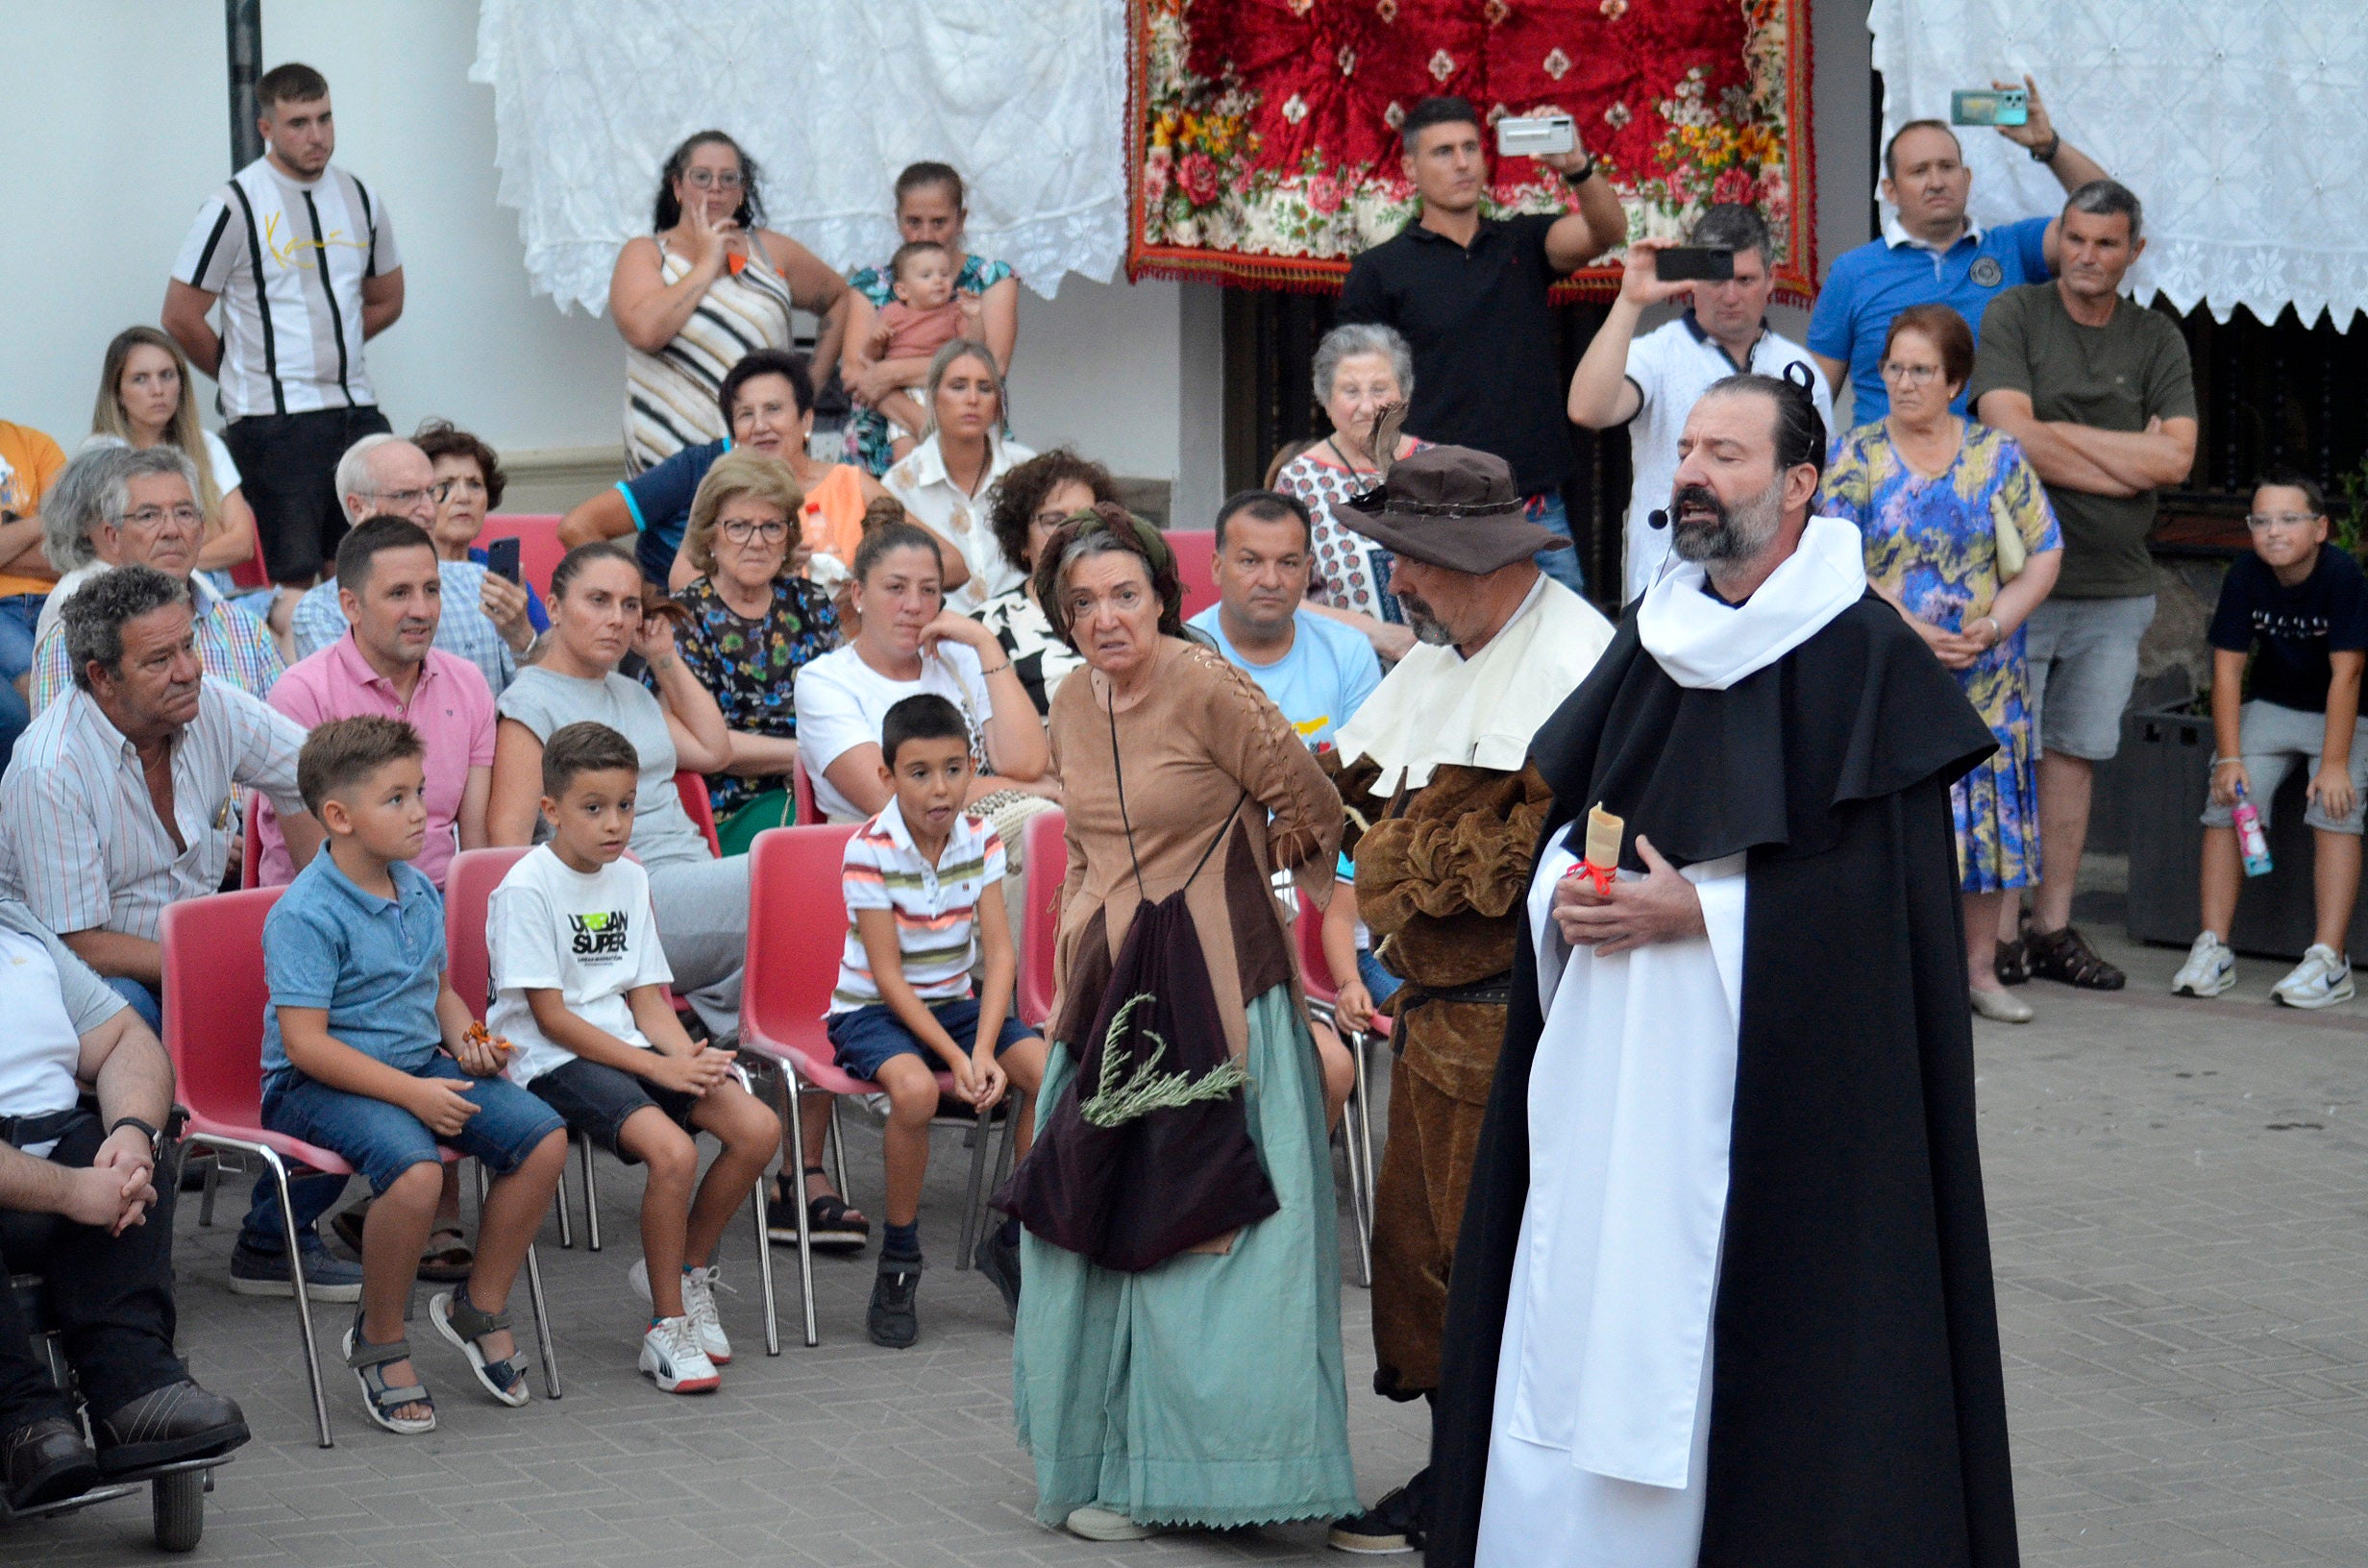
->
<box><xmin>883</xmin><ymin>338</ymin><xmax>1035</xmax><ymax>615</ymax></box>
<box><xmin>1275</xmin><ymin>322</ymin><xmax>1430</xmax><ymax>663</ymax></box>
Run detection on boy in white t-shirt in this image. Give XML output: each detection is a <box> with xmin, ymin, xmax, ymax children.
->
<box><xmin>829</xmin><ymin>696</ymin><xmax>1047</xmax><ymax>1347</ymax></box>
<box><xmin>491</xmin><ymin>722</ymin><xmax>779</xmax><ymax>1393</ymax></box>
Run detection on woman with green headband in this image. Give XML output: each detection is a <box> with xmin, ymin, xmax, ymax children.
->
<box><xmin>1001</xmin><ymin>502</ymin><xmax>1358</xmax><ymax>1542</ymax></box>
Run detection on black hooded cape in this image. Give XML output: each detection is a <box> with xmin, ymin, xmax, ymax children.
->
<box><xmin>1427</xmin><ymin>594</ymin><xmax>2021</xmax><ymax>1568</ymax></box>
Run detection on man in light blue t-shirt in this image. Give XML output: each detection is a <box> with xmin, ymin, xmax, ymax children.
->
<box><xmin>1188</xmin><ymin>490</ymin><xmax>1382</xmax><ymax>750</ymax></box>
<box><xmin>1807</xmin><ymin>77</ymin><xmax>2113</xmax><ymax>423</ymax></box>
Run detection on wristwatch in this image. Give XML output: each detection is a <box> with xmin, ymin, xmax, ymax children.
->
<box><xmin>109</xmin><ymin>1115</ymin><xmax>160</xmax><ymax>1149</ymax></box>
<box><xmin>1562</xmin><ymin>157</ymin><xmax>1599</xmax><ymax>186</ymax></box>
<box><xmin>2030</xmin><ymin>132</ymin><xmax>2062</xmax><ymax>163</ymax></box>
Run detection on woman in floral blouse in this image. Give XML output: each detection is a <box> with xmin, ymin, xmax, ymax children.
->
<box><xmin>667</xmin><ymin>450</ymin><xmax>840</xmax><ymax>852</ymax></box>
<box><xmin>1818</xmin><ymin>304</ymin><xmax>2062</xmax><ymax>1023</ymax></box>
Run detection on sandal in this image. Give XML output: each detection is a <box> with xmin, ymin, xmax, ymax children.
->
<box><xmin>417</xmin><ymin>1226</ymin><xmax>475</xmax><ymax>1284</ymax></box>
<box><xmin>2026</xmin><ymin>924</ymin><xmax>2126</xmax><ymax>992</ymax></box>
<box><xmin>343</xmin><ymin>1318</ymin><xmax>435</xmax><ymax>1434</ymax></box>
<box><xmin>767</xmin><ymin>1166</ymin><xmax>869</xmax><ymax>1252</ymax></box>
<box><xmin>429</xmin><ymin>1291</ymin><xmax>532</xmax><ymax>1407</ymax></box>
<box><xmin>1993</xmin><ymin>937</ymin><xmax>2031</xmax><ymax>988</ymax></box>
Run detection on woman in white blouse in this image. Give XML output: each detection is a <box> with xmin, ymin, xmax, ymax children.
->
<box><xmin>882</xmin><ymin>340</ymin><xmax>1034</xmax><ymax>615</ymax></box>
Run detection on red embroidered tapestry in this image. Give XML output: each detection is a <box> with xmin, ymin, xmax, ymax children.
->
<box><xmin>1126</xmin><ymin>0</ymin><xmax>1814</xmax><ymax>302</ymax></box>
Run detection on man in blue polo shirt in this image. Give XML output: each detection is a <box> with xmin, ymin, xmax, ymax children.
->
<box><xmin>1188</xmin><ymin>490</ymin><xmax>1380</xmax><ymax>749</ymax></box>
<box><xmin>1809</xmin><ymin>76</ymin><xmax>2111</xmax><ymax>422</ymax></box>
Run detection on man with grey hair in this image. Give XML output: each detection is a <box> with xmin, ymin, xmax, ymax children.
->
<box><xmin>288</xmin><ymin>433</ymin><xmax>535</xmax><ymax>692</ymax></box>
<box><xmin>1968</xmin><ymin>179</ymin><xmax>2196</xmax><ymax>992</ymax></box>
<box><xmin>1566</xmin><ymin>203</ymin><xmax>1834</xmax><ymax>601</ymax></box>
<box><xmin>2</xmin><ymin>566</ymin><xmax>352</xmax><ymax>1299</ymax></box>
<box><xmin>28</xmin><ymin>446</ymin><xmax>283</xmax><ymax>712</ymax></box>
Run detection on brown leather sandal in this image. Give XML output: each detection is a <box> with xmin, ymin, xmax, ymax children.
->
<box><xmin>2027</xmin><ymin>925</ymin><xmax>2125</xmax><ymax>991</ymax></box>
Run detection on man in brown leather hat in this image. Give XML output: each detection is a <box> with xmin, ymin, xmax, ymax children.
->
<box><xmin>1323</xmin><ymin>446</ymin><xmax>1615</xmax><ymax>1554</ymax></box>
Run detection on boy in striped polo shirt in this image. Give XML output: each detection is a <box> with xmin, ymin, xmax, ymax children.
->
<box><xmin>827</xmin><ymin>696</ymin><xmax>1046</xmax><ymax>1347</ymax></box>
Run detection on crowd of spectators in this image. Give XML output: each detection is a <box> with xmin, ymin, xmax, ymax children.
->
<box><xmin>0</xmin><ymin>46</ymin><xmax>2292</xmax><ymax>1554</ymax></box>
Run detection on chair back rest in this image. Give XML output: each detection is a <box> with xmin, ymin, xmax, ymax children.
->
<box><xmin>241</xmin><ymin>793</ymin><xmax>264</xmax><ymax>889</ymax></box>
<box><xmin>674</xmin><ymin>770</ymin><xmax>724</xmax><ymax>857</ymax></box>
<box><xmin>230</xmin><ymin>527</ymin><xmax>272</xmax><ymax>591</ymax></box>
<box><xmin>1295</xmin><ymin>889</ymin><xmax>1339</xmax><ymax>1006</ymax></box>
<box><xmin>481</xmin><ymin>513</ymin><xmax>567</xmax><ymax>600</ymax></box>
<box><xmin>742</xmin><ymin>823</ymin><xmax>858</xmax><ymax>1061</ymax></box>
<box><xmin>1018</xmin><ymin>808</ymin><xmax>1067</xmax><ymax>1029</ymax></box>
<box><xmin>1169</xmin><ymin>527</ymin><xmax>1219</xmax><ymax>620</ymax></box>
<box><xmin>160</xmin><ymin>888</ymin><xmax>284</xmax><ymax>1128</ymax></box>
<box><xmin>792</xmin><ymin>753</ymin><xmax>818</xmax><ymax>826</ymax></box>
<box><xmin>445</xmin><ymin>846</ymin><xmax>533</xmax><ymax>1022</ymax></box>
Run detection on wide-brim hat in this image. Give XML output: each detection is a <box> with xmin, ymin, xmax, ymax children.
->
<box><xmin>1342</xmin><ymin>446</ymin><xmax>1566</xmax><ymax>574</ymax></box>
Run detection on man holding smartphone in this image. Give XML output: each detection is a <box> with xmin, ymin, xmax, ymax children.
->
<box><xmin>1337</xmin><ymin>96</ymin><xmax>1626</xmax><ymax>597</ymax></box>
<box><xmin>1566</xmin><ymin>204</ymin><xmax>1832</xmax><ymax>601</ymax></box>
<box><xmin>1808</xmin><ymin>75</ymin><xmax>2110</xmax><ymax>424</ymax></box>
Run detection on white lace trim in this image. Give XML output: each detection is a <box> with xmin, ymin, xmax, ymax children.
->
<box><xmin>1869</xmin><ymin>0</ymin><xmax>2368</xmax><ymax>328</ymax></box>
<box><xmin>471</xmin><ymin>0</ymin><xmax>1132</xmax><ymax>313</ymax></box>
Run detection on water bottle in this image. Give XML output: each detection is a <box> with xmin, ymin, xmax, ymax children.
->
<box><xmin>2231</xmin><ymin>780</ymin><xmax>2273</xmax><ymax>878</ymax></box>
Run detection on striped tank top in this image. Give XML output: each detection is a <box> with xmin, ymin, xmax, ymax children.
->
<box><xmin>622</xmin><ymin>239</ymin><xmax>796</xmax><ymax>474</ymax></box>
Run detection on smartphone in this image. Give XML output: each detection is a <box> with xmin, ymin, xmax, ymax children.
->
<box><xmin>1950</xmin><ymin>87</ymin><xmax>2029</xmax><ymax>127</ymax></box>
<box><xmin>484</xmin><ymin>535</ymin><xmax>522</xmax><ymax>585</ymax></box>
<box><xmin>1495</xmin><ymin>113</ymin><xmax>1576</xmax><ymax>158</ymax></box>
<box><xmin>1656</xmin><ymin>246</ymin><xmax>1736</xmax><ymax>283</ymax></box>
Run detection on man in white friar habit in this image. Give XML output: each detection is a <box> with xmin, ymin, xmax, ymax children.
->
<box><xmin>1426</xmin><ymin>369</ymin><xmax>2021</xmax><ymax>1568</ymax></box>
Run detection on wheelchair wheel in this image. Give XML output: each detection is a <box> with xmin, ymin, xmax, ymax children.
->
<box><xmin>152</xmin><ymin>1469</ymin><xmax>204</xmax><ymax>1552</ymax></box>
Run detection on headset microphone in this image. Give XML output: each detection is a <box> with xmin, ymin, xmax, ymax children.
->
<box><xmin>1648</xmin><ymin>508</ymin><xmax>1669</xmax><ymax>530</ymax></box>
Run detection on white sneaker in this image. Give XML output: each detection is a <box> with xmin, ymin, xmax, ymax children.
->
<box><xmin>2171</xmin><ymin>932</ymin><xmax>2236</xmax><ymax>997</ymax></box>
<box><xmin>2272</xmin><ymin>944</ymin><xmax>2355</xmax><ymax>1010</ymax></box>
<box><xmin>628</xmin><ymin>1259</ymin><xmax>733</xmax><ymax>1364</ymax></box>
<box><xmin>638</xmin><ymin>1315</ymin><xmax>720</xmax><ymax>1393</ymax></box>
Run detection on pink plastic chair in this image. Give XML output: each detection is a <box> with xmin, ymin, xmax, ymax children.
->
<box><xmin>241</xmin><ymin>794</ymin><xmax>265</xmax><ymax>890</ymax></box>
<box><xmin>1169</xmin><ymin>527</ymin><xmax>1219</xmax><ymax>620</ymax></box>
<box><xmin>739</xmin><ymin>824</ymin><xmax>1011</xmax><ymax>1345</ymax></box>
<box><xmin>1295</xmin><ymin>890</ymin><xmax>1380</xmax><ymax>1283</ymax></box>
<box><xmin>791</xmin><ymin>754</ymin><xmax>818</xmax><ymax>826</ymax></box>
<box><xmin>160</xmin><ymin>889</ymin><xmax>560</xmax><ymax>1447</ymax></box>
<box><xmin>479</xmin><ymin>514</ymin><xmax>567</xmax><ymax>600</ymax></box>
<box><xmin>1018</xmin><ymin>809</ymin><xmax>1067</xmax><ymax>1032</ymax></box>
<box><xmin>229</xmin><ymin>527</ymin><xmax>272</xmax><ymax>591</ymax></box>
<box><xmin>674</xmin><ymin>770</ymin><xmax>724</xmax><ymax>858</ymax></box>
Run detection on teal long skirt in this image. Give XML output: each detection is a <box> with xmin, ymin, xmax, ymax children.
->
<box><xmin>1012</xmin><ymin>983</ymin><xmax>1360</xmax><ymax>1530</ymax></box>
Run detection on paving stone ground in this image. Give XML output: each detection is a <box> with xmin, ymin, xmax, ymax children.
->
<box><xmin>12</xmin><ymin>902</ymin><xmax>2368</xmax><ymax>1565</ymax></box>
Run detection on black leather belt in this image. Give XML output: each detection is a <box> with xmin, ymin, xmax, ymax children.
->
<box><xmin>0</xmin><ymin>1107</ymin><xmax>88</xmax><ymax>1149</ymax></box>
<box><xmin>1396</xmin><ymin>974</ymin><xmax>1516</xmax><ymax>1013</ymax></box>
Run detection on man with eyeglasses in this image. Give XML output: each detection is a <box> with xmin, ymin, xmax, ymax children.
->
<box><xmin>1968</xmin><ymin>180</ymin><xmax>2197</xmax><ymax>992</ymax></box>
<box><xmin>1566</xmin><ymin>204</ymin><xmax>1832</xmax><ymax>602</ymax></box>
<box><xmin>163</xmin><ymin>61</ymin><xmax>402</xmax><ymax>593</ymax></box>
<box><xmin>27</xmin><ymin>446</ymin><xmax>284</xmax><ymax>714</ymax></box>
<box><xmin>286</xmin><ymin>435</ymin><xmax>537</xmax><ymax>695</ymax></box>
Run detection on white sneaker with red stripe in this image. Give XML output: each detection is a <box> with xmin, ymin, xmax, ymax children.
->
<box><xmin>639</xmin><ymin>1316</ymin><xmax>719</xmax><ymax>1393</ymax></box>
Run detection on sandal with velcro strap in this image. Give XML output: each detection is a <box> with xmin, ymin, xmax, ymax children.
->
<box><xmin>429</xmin><ymin>1290</ymin><xmax>533</xmax><ymax>1407</ymax></box>
<box><xmin>343</xmin><ymin>1320</ymin><xmax>435</xmax><ymax>1434</ymax></box>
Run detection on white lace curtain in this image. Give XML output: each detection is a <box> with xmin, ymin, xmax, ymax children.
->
<box><xmin>471</xmin><ymin>0</ymin><xmax>1130</xmax><ymax>312</ymax></box>
<box><xmin>1868</xmin><ymin>0</ymin><xmax>2368</xmax><ymax>327</ymax></box>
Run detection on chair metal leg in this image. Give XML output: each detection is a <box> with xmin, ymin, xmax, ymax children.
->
<box><xmin>1349</xmin><ymin>1032</ymin><xmax>1376</xmax><ymax>1285</ymax></box>
<box><xmin>553</xmin><ymin>1178</ymin><xmax>574</xmax><ymax>1249</ymax></box>
<box><xmin>732</xmin><ymin>1065</ymin><xmax>781</xmax><ymax>1357</ymax></box>
<box><xmin>826</xmin><ymin>1094</ymin><xmax>851</xmax><ymax>1200</ymax></box>
<box><xmin>197</xmin><ymin>1152</ymin><xmax>222</xmax><ymax>1227</ymax></box>
<box><xmin>476</xmin><ymin>1163</ymin><xmax>562</xmax><ymax>1400</ymax></box>
<box><xmin>190</xmin><ymin>1137</ymin><xmax>333</xmax><ymax>1447</ymax></box>
<box><xmin>779</xmin><ymin>1069</ymin><xmax>818</xmax><ymax>1347</ymax></box>
<box><xmin>578</xmin><ymin>1135</ymin><xmax>603</xmax><ymax>1253</ymax></box>
<box><xmin>955</xmin><ymin>1104</ymin><xmax>996</xmax><ymax>1271</ymax></box>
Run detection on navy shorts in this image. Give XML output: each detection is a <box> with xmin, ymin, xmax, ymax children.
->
<box><xmin>528</xmin><ymin>1057</ymin><xmax>701</xmax><ymax>1161</ymax></box>
<box><xmin>261</xmin><ymin>1053</ymin><xmax>566</xmax><ymax>1194</ymax></box>
<box><xmin>826</xmin><ymin>995</ymin><xmax>1034</xmax><ymax>1082</ymax></box>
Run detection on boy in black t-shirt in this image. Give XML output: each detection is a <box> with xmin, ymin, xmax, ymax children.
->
<box><xmin>2173</xmin><ymin>473</ymin><xmax>2368</xmax><ymax>1006</ymax></box>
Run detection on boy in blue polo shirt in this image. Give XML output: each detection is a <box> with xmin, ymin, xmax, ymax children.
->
<box><xmin>259</xmin><ymin>716</ymin><xmax>568</xmax><ymax>1435</ymax></box>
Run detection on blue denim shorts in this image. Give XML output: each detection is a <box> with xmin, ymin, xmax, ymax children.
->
<box><xmin>826</xmin><ymin>995</ymin><xmax>1034</xmax><ymax>1082</ymax></box>
<box><xmin>528</xmin><ymin>1056</ymin><xmax>701</xmax><ymax>1160</ymax></box>
<box><xmin>261</xmin><ymin>1053</ymin><xmax>566</xmax><ymax>1194</ymax></box>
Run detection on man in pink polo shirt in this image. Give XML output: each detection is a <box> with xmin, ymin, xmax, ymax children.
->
<box><xmin>256</xmin><ymin>516</ymin><xmax>496</xmax><ymax>887</ymax></box>
<box><xmin>242</xmin><ymin>515</ymin><xmax>497</xmax><ymax>1292</ymax></box>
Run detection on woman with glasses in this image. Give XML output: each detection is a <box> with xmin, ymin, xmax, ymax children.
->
<box><xmin>668</xmin><ymin>451</ymin><xmax>840</xmax><ymax>852</ymax></box>
<box><xmin>414</xmin><ymin>419</ymin><xmax>548</xmax><ymax>642</ymax></box>
<box><xmin>972</xmin><ymin>448</ymin><xmax>1119</xmax><ymax>716</ymax></box>
<box><xmin>609</xmin><ymin>132</ymin><xmax>851</xmax><ymax>475</ymax></box>
<box><xmin>1819</xmin><ymin>303</ymin><xmax>2062</xmax><ymax>1022</ymax></box>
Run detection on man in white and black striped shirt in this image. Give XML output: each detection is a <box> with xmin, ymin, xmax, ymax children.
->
<box><xmin>163</xmin><ymin>61</ymin><xmax>404</xmax><ymax>592</ymax></box>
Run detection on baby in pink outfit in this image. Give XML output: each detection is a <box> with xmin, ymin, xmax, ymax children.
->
<box><xmin>866</xmin><ymin>240</ymin><xmax>973</xmax><ymax>456</ymax></box>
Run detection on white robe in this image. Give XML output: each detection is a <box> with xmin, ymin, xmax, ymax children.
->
<box><xmin>1474</xmin><ymin>517</ymin><xmax>1870</xmax><ymax>1567</ymax></box>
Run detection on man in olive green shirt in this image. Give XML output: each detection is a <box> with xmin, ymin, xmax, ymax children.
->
<box><xmin>1971</xmin><ymin>179</ymin><xmax>2197</xmax><ymax>991</ymax></box>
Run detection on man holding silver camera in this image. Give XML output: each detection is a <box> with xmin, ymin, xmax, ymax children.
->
<box><xmin>1337</xmin><ymin>96</ymin><xmax>1626</xmax><ymax>597</ymax></box>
